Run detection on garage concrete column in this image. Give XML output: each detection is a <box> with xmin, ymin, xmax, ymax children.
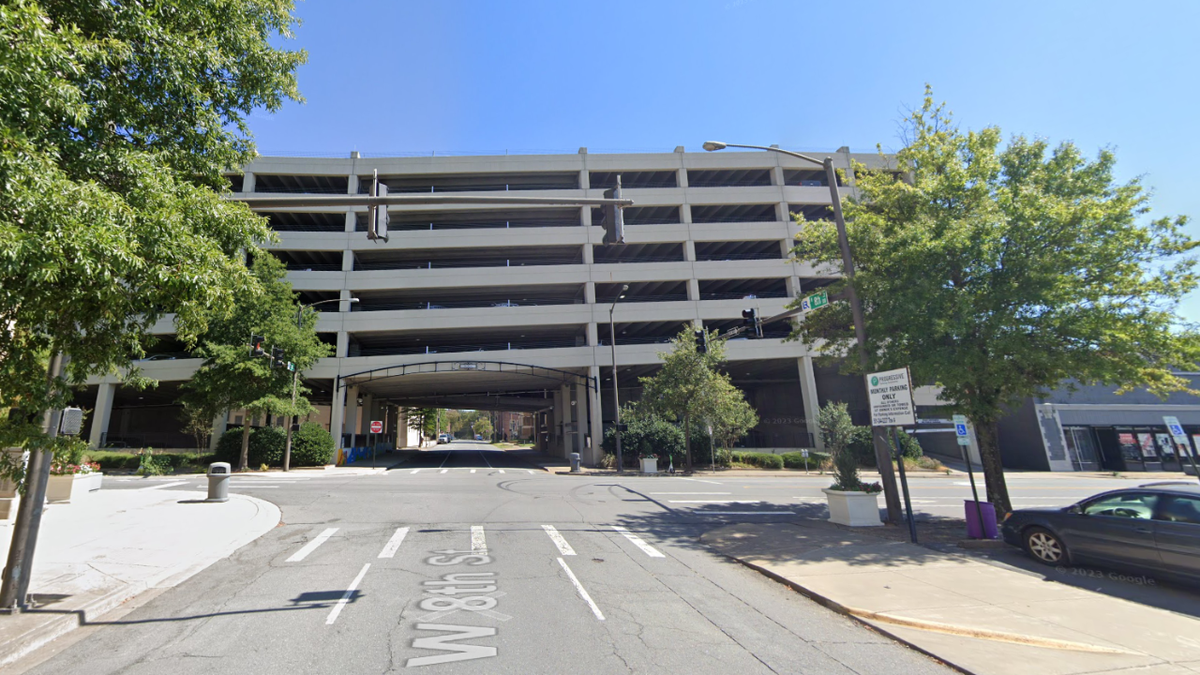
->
<box><xmin>242</xmin><ymin>171</ymin><xmax>255</xmax><ymax>193</ymax></box>
<box><xmin>798</xmin><ymin>356</ymin><xmax>824</xmax><ymax>452</ymax></box>
<box><xmin>560</xmin><ymin>383</ymin><xmax>573</xmax><ymax>457</ymax></box>
<box><xmin>342</xmin><ymin>249</ymin><xmax>354</xmax><ymax>272</ymax></box>
<box><xmin>330</xmin><ymin>382</ymin><xmax>347</xmax><ymax>453</ymax></box>
<box><xmin>88</xmin><ymin>382</ymin><xmax>116</xmax><ymax>449</ymax></box>
<box><xmin>344</xmin><ymin>211</ymin><xmax>357</xmax><ymax>233</ymax></box>
<box><xmin>586</xmin><ymin>322</ymin><xmax>599</xmax><ymax>347</ymax></box>
<box><xmin>585</xmin><ymin>281</ymin><xmax>596</xmax><ymax>305</ymax></box>
<box><xmin>209</xmin><ymin>412</ymin><xmax>228</xmax><ymax>451</ymax></box>
<box><xmin>345</xmin><ymin>385</ymin><xmax>360</xmax><ymax>448</ymax></box>
<box><xmin>772</xmin><ymin>165</ymin><xmax>786</xmax><ymax>187</ymax></box>
<box><xmin>574</xmin><ymin>379</ymin><xmax>588</xmax><ymax>459</ymax></box>
<box><xmin>552</xmin><ymin>389</ymin><xmax>565</xmax><ymax>457</ymax></box>
<box><xmin>684</xmin><ymin>240</ymin><xmax>696</xmax><ymax>262</ymax></box>
<box><xmin>360</xmin><ymin>394</ymin><xmax>374</xmax><ymax>435</ymax></box>
<box><xmin>587</xmin><ymin>367</ymin><xmax>604</xmax><ymax>465</ymax></box>
<box><xmin>687</xmin><ymin>278</ymin><xmax>700</xmax><ymax>302</ymax></box>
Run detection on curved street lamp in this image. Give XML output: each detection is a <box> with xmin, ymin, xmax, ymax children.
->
<box><xmin>703</xmin><ymin>141</ymin><xmax>902</xmax><ymax>525</ymax></box>
<box><xmin>609</xmin><ymin>284</ymin><xmax>629</xmax><ymax>473</ymax></box>
<box><xmin>284</xmin><ymin>297</ymin><xmax>358</xmax><ymax>471</ymax></box>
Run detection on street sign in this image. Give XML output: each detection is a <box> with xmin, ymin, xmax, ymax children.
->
<box><xmin>953</xmin><ymin>414</ymin><xmax>970</xmax><ymax>446</ymax></box>
<box><xmin>801</xmin><ymin>449</ymin><xmax>810</xmax><ymax>458</ymax></box>
<box><xmin>866</xmin><ymin>367</ymin><xmax>917</xmax><ymax>426</ymax></box>
<box><xmin>370</xmin><ymin>420</ymin><xmax>383</xmax><ymax>434</ymax></box>
<box><xmin>1164</xmin><ymin>415</ymin><xmax>1187</xmax><ymax>441</ymax></box>
<box><xmin>799</xmin><ymin>290</ymin><xmax>829</xmax><ymax>312</ymax></box>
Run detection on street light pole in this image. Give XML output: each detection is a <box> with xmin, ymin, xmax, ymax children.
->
<box><xmin>702</xmin><ymin>141</ymin><xmax>902</xmax><ymax>525</ymax></box>
<box><xmin>284</xmin><ymin>297</ymin><xmax>357</xmax><ymax>472</ymax></box>
<box><xmin>609</xmin><ymin>285</ymin><xmax>629</xmax><ymax>473</ymax></box>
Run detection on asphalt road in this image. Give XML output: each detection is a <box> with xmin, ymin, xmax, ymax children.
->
<box><xmin>16</xmin><ymin>441</ymin><xmax>957</xmax><ymax>674</ymax></box>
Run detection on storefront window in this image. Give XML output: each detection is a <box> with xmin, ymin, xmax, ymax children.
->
<box><xmin>1136</xmin><ymin>432</ymin><xmax>1158</xmax><ymax>459</ymax></box>
<box><xmin>1063</xmin><ymin>427</ymin><xmax>1099</xmax><ymax>471</ymax></box>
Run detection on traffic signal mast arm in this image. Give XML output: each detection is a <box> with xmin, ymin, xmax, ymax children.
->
<box><xmin>714</xmin><ymin>290</ymin><xmax>841</xmax><ymax>341</ymax></box>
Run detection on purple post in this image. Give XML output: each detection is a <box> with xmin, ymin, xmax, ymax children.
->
<box><xmin>964</xmin><ymin>500</ymin><xmax>998</xmax><ymax>539</ymax></box>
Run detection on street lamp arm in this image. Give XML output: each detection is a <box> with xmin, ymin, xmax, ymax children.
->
<box><xmin>702</xmin><ymin>141</ymin><xmax>824</xmax><ymax>166</ymax></box>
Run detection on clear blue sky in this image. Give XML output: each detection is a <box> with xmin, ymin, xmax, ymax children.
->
<box><xmin>249</xmin><ymin>0</ymin><xmax>1200</xmax><ymax>321</ymax></box>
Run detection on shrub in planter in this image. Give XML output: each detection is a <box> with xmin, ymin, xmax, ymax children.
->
<box><xmin>291</xmin><ymin>422</ymin><xmax>334</xmax><ymax>467</ymax></box>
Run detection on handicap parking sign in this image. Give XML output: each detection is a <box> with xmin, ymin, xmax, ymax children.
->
<box><xmin>954</xmin><ymin>423</ymin><xmax>968</xmax><ymax>437</ymax></box>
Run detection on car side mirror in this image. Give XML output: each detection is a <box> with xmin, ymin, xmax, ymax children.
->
<box><xmin>1067</xmin><ymin>505</ymin><xmax>1083</xmax><ymax>515</ymax></box>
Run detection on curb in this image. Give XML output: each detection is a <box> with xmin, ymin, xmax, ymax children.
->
<box><xmin>0</xmin><ymin>492</ymin><xmax>281</xmax><ymax>669</ymax></box>
<box><xmin>711</xmin><ymin>550</ymin><xmax>1142</xmax><ymax>675</ymax></box>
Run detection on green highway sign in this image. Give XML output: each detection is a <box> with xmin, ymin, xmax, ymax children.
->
<box><xmin>800</xmin><ymin>290</ymin><xmax>828</xmax><ymax>312</ymax></box>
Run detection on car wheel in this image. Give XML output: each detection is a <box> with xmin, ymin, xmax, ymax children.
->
<box><xmin>1024</xmin><ymin>526</ymin><xmax>1067</xmax><ymax>565</ymax></box>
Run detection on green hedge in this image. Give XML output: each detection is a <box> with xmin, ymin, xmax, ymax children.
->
<box><xmin>291</xmin><ymin>422</ymin><xmax>334</xmax><ymax>467</ymax></box>
<box><xmin>780</xmin><ymin>451</ymin><xmax>829</xmax><ymax>469</ymax></box>
<box><xmin>730</xmin><ymin>451</ymin><xmax>784</xmax><ymax>469</ymax></box>
<box><xmin>212</xmin><ymin>423</ymin><xmax>333</xmax><ymax>468</ymax></box>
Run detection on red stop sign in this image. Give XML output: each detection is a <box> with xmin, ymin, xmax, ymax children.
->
<box><xmin>370</xmin><ymin>421</ymin><xmax>383</xmax><ymax>433</ymax></box>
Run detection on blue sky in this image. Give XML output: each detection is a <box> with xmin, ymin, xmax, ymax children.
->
<box><xmin>249</xmin><ymin>0</ymin><xmax>1200</xmax><ymax>321</ymax></box>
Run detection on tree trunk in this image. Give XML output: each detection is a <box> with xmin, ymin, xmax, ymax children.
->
<box><xmin>975</xmin><ymin>417</ymin><xmax>1012</xmax><ymax>517</ymax></box>
<box><xmin>684</xmin><ymin>413</ymin><xmax>693</xmax><ymax>473</ymax></box>
<box><xmin>238</xmin><ymin>418</ymin><xmax>251</xmax><ymax>472</ymax></box>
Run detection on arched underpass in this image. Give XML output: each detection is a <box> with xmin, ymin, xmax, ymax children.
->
<box><xmin>330</xmin><ymin>360</ymin><xmax>603</xmax><ymax>463</ymax></box>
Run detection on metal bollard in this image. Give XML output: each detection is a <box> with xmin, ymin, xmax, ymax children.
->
<box><xmin>206</xmin><ymin>462</ymin><xmax>230</xmax><ymax>502</ymax></box>
<box><xmin>570</xmin><ymin>452</ymin><xmax>581</xmax><ymax>473</ymax></box>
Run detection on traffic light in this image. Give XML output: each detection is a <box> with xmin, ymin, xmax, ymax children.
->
<box><xmin>271</xmin><ymin>346</ymin><xmax>285</xmax><ymax>369</ymax></box>
<box><xmin>602</xmin><ymin>174</ymin><xmax>625</xmax><ymax>245</ymax></box>
<box><xmin>368</xmin><ymin>169</ymin><xmax>389</xmax><ymax>242</ymax></box>
<box><xmin>694</xmin><ymin>329</ymin><xmax>707</xmax><ymax>354</ymax></box>
<box><xmin>250</xmin><ymin>335</ymin><xmax>266</xmax><ymax>358</ymax></box>
<box><xmin>742</xmin><ymin>308</ymin><xmax>763</xmax><ymax>338</ymax></box>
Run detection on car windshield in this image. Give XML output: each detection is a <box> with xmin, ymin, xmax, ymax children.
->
<box><xmin>1081</xmin><ymin>492</ymin><xmax>1157</xmax><ymax>519</ymax></box>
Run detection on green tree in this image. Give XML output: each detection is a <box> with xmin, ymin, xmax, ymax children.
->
<box><xmin>638</xmin><ymin>328</ymin><xmax>758</xmax><ymax>472</ymax></box>
<box><xmin>472</xmin><ymin>417</ymin><xmax>493</xmax><ymax>440</ymax></box>
<box><xmin>791</xmin><ymin>88</ymin><xmax>1200</xmax><ymax>515</ymax></box>
<box><xmin>180</xmin><ymin>254</ymin><xmax>329</xmax><ymax>471</ymax></box>
<box><xmin>0</xmin><ymin>1</ymin><xmax>304</xmax><ymax>454</ymax></box>
<box><xmin>404</xmin><ymin>408</ymin><xmax>437</xmax><ymax>444</ymax></box>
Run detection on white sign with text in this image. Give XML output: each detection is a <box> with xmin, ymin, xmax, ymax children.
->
<box><xmin>867</xmin><ymin>367</ymin><xmax>917</xmax><ymax>427</ymax></box>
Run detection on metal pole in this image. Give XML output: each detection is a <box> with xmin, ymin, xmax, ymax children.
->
<box><xmin>1</xmin><ymin>352</ymin><xmax>67</xmax><ymax>612</ymax></box>
<box><xmin>893</xmin><ymin>427</ymin><xmax>918</xmax><ymax>544</ymax></box>
<box><xmin>610</xmin><ymin>303</ymin><xmax>623</xmax><ymax>473</ymax></box>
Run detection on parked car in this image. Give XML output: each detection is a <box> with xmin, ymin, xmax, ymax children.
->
<box><xmin>475</xmin><ymin>434</ymin><xmax>483</xmax><ymax>441</ymax></box>
<box><xmin>437</xmin><ymin>434</ymin><xmax>450</xmax><ymax>444</ymax></box>
<box><xmin>1001</xmin><ymin>482</ymin><xmax>1200</xmax><ymax>584</ymax></box>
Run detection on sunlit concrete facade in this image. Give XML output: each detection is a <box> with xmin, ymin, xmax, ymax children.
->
<box><xmin>78</xmin><ymin>147</ymin><xmax>895</xmax><ymax>465</ymax></box>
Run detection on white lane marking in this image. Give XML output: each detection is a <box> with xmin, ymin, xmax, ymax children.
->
<box><xmin>498</xmin><ymin>469</ymin><xmax>505</xmax><ymax>474</ymax></box>
<box><xmin>557</xmin><ymin>557</ymin><xmax>604</xmax><ymax>620</ymax></box>
<box><xmin>480</xmin><ymin>452</ymin><xmax>493</xmax><ymax>469</ymax></box>
<box><xmin>138</xmin><ymin>480</ymin><xmax>189</xmax><ymax>491</ymax></box>
<box><xmin>611</xmin><ymin>526</ymin><xmax>665</xmax><ymax>558</ymax></box>
<box><xmin>231</xmin><ymin>485</ymin><xmax>279</xmax><ymax>489</ymax></box>
<box><xmin>438</xmin><ymin>453</ymin><xmax>451</xmax><ymax>469</ymax></box>
<box><xmin>440</xmin><ymin>469</ymin><xmax>448</xmax><ymax>474</ymax></box>
<box><xmin>286</xmin><ymin>527</ymin><xmax>339</xmax><ymax>562</ymax></box>
<box><xmin>326</xmin><ymin>563</ymin><xmax>371</xmax><ymax>625</ymax></box>
<box><xmin>705</xmin><ymin>511</ymin><xmax>795</xmax><ymax>515</ymax></box>
<box><xmin>668</xmin><ymin>499</ymin><xmax>759</xmax><ymax>503</ymax></box>
<box><xmin>378</xmin><ymin>527</ymin><xmax>410</xmax><ymax>558</ymax></box>
<box><xmin>526</xmin><ymin>470</ymin><xmax>535</xmax><ymax>475</ymax></box>
<box><xmin>650</xmin><ymin>492</ymin><xmax>731</xmax><ymax>495</ymax></box>
<box><xmin>542</xmin><ymin>525</ymin><xmax>576</xmax><ymax>556</ymax></box>
<box><xmin>410</xmin><ymin>469</ymin><xmax>421</xmax><ymax>474</ymax></box>
<box><xmin>679</xmin><ymin>477</ymin><xmax>722</xmax><ymax>485</ymax></box>
<box><xmin>471</xmin><ymin>525</ymin><xmax>487</xmax><ymax>553</ymax></box>
<box><xmin>470</xmin><ymin>469</ymin><xmax>477</xmax><ymax>474</ymax></box>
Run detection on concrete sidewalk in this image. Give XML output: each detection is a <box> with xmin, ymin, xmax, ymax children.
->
<box><xmin>702</xmin><ymin>521</ymin><xmax>1200</xmax><ymax>675</ymax></box>
<box><xmin>0</xmin><ymin>486</ymin><xmax>280</xmax><ymax>668</ymax></box>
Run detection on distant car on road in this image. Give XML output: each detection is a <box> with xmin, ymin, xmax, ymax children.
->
<box><xmin>1001</xmin><ymin>482</ymin><xmax>1200</xmax><ymax>585</ymax></box>
<box><xmin>437</xmin><ymin>434</ymin><xmax>450</xmax><ymax>444</ymax></box>
<box><xmin>475</xmin><ymin>434</ymin><xmax>483</xmax><ymax>441</ymax></box>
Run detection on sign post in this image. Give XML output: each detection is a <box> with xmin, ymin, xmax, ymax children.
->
<box><xmin>955</xmin><ymin>414</ymin><xmax>988</xmax><ymax>538</ymax></box>
<box><xmin>370</xmin><ymin>420</ymin><xmax>382</xmax><ymax>468</ymax></box>
<box><xmin>867</xmin><ymin>368</ymin><xmax>918</xmax><ymax>543</ymax></box>
<box><xmin>1165</xmin><ymin>415</ymin><xmax>1200</xmax><ymax>481</ymax></box>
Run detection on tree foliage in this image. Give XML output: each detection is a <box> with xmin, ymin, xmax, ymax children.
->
<box><xmin>791</xmin><ymin>87</ymin><xmax>1200</xmax><ymax>514</ymax></box>
<box><xmin>180</xmin><ymin>254</ymin><xmax>329</xmax><ymax>470</ymax></box>
<box><xmin>637</xmin><ymin>329</ymin><xmax>758</xmax><ymax>472</ymax></box>
<box><xmin>0</xmin><ymin>0</ymin><xmax>305</xmax><ymax>450</ymax></box>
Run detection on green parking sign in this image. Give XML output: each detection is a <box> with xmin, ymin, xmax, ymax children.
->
<box><xmin>801</xmin><ymin>290</ymin><xmax>828</xmax><ymax>312</ymax></box>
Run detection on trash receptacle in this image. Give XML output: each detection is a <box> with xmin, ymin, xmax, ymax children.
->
<box><xmin>570</xmin><ymin>452</ymin><xmax>581</xmax><ymax>473</ymax></box>
<box><xmin>207</xmin><ymin>462</ymin><xmax>231</xmax><ymax>502</ymax></box>
<box><xmin>964</xmin><ymin>500</ymin><xmax>998</xmax><ymax>539</ymax></box>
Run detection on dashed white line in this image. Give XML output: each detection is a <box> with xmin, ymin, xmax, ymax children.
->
<box><xmin>440</xmin><ymin>469</ymin><xmax>448</xmax><ymax>474</ymax></box>
<box><xmin>470</xmin><ymin>469</ymin><xmax>477</xmax><ymax>474</ymax></box>
<box><xmin>410</xmin><ymin>469</ymin><xmax>421</xmax><ymax>474</ymax></box>
<box><xmin>542</xmin><ymin>525</ymin><xmax>576</xmax><ymax>556</ymax></box>
<box><xmin>526</xmin><ymin>470</ymin><xmax>535</xmax><ymax>475</ymax></box>
<box><xmin>557</xmin><ymin>558</ymin><xmax>604</xmax><ymax>620</ymax></box>
<box><xmin>679</xmin><ymin>477</ymin><xmax>722</xmax><ymax>485</ymax></box>
<box><xmin>611</xmin><ymin>526</ymin><xmax>664</xmax><ymax>558</ymax></box>
<box><xmin>286</xmin><ymin>527</ymin><xmax>338</xmax><ymax>562</ymax></box>
<box><xmin>471</xmin><ymin>525</ymin><xmax>487</xmax><ymax>553</ymax></box>
<box><xmin>650</xmin><ymin>492</ymin><xmax>731</xmax><ymax>495</ymax></box>
<box><xmin>138</xmin><ymin>480</ymin><xmax>188</xmax><ymax>491</ymax></box>
<box><xmin>668</xmin><ymin>499</ymin><xmax>760</xmax><ymax>504</ymax></box>
<box><xmin>378</xmin><ymin>527</ymin><xmax>410</xmax><ymax>558</ymax></box>
<box><xmin>326</xmin><ymin>563</ymin><xmax>371</xmax><ymax>625</ymax></box>
<box><xmin>498</xmin><ymin>469</ymin><xmax>505</xmax><ymax>474</ymax></box>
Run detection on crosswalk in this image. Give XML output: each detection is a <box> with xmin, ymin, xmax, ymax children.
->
<box><xmin>404</xmin><ymin>468</ymin><xmax>540</xmax><ymax>475</ymax></box>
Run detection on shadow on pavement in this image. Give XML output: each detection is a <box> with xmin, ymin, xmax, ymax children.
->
<box><xmin>22</xmin><ymin>590</ymin><xmax>362</xmax><ymax>627</ymax></box>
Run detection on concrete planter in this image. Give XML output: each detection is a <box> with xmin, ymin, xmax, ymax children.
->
<box><xmin>822</xmin><ymin>488</ymin><xmax>883</xmax><ymax>527</ymax></box>
<box><xmin>640</xmin><ymin>457</ymin><xmax>658</xmax><ymax>474</ymax></box>
<box><xmin>46</xmin><ymin>472</ymin><xmax>103</xmax><ymax>504</ymax></box>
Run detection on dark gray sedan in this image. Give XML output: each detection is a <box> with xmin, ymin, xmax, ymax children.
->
<box><xmin>1001</xmin><ymin>482</ymin><xmax>1200</xmax><ymax>584</ymax></box>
